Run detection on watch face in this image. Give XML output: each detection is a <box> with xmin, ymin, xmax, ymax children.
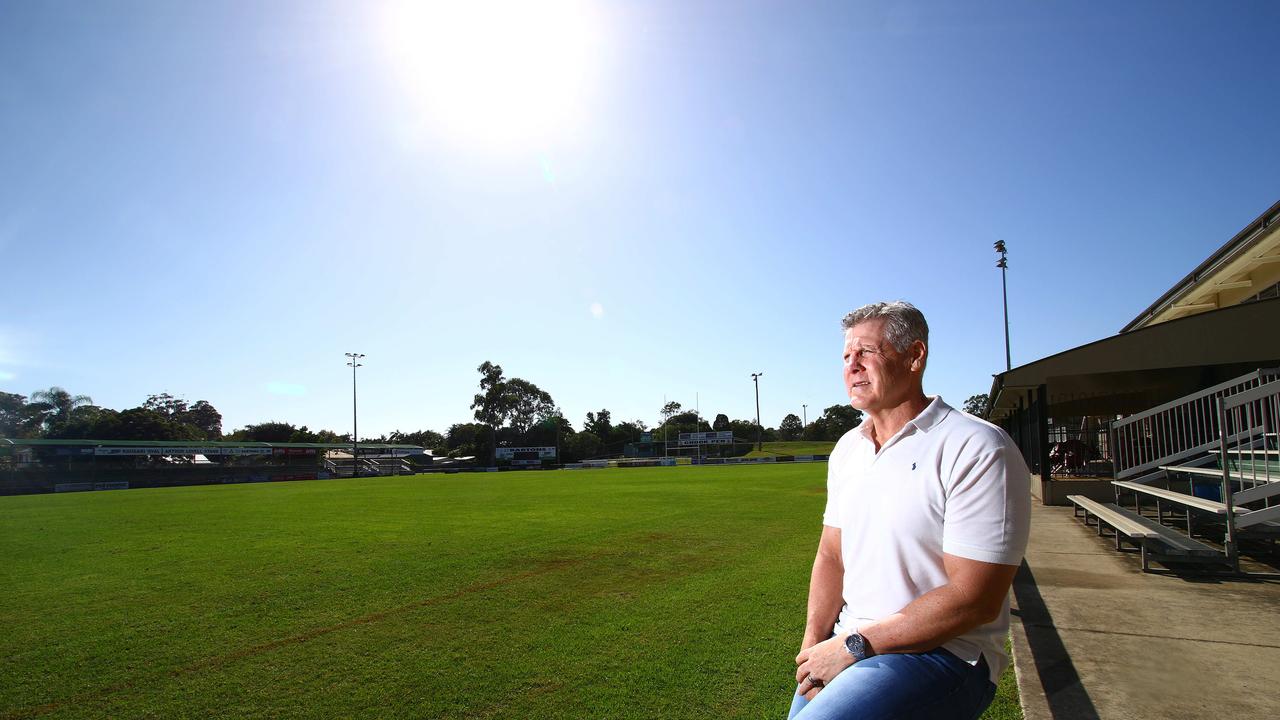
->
<box><xmin>845</xmin><ymin>633</ymin><xmax>866</xmax><ymax>660</ymax></box>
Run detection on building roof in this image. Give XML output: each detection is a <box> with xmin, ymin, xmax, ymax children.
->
<box><xmin>1122</xmin><ymin>198</ymin><xmax>1280</xmax><ymax>332</ymax></box>
<box><xmin>989</xmin><ymin>295</ymin><xmax>1280</xmax><ymax>420</ymax></box>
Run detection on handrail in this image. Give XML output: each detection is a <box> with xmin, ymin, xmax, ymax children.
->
<box><xmin>1217</xmin><ymin>379</ymin><xmax>1279</xmax><ymax>569</ymax></box>
<box><xmin>1115</xmin><ymin>368</ymin><xmax>1279</xmax><ymax>427</ymax></box>
<box><xmin>1222</xmin><ymin>377</ymin><xmax>1280</xmax><ymax>411</ymax></box>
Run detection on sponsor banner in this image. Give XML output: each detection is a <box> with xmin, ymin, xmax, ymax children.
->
<box><xmin>274</xmin><ymin>448</ymin><xmax>317</xmax><ymax>456</ymax></box>
<box><xmin>94</xmin><ymin>447</ymin><xmax>273</xmax><ymax>457</ymax></box>
<box><xmin>677</xmin><ymin>431</ymin><xmax>734</xmax><ymax>446</ymax></box>
<box><xmin>55</xmin><ymin>482</ymin><xmax>93</xmax><ymax>492</ymax></box>
<box><xmin>94</xmin><ymin>481</ymin><xmax>129</xmax><ymax>491</ymax></box>
<box><xmin>495</xmin><ymin>446</ymin><xmax>557</xmax><ymax>459</ymax></box>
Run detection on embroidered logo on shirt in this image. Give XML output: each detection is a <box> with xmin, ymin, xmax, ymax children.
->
<box><xmin>911</xmin><ymin>462</ymin><xmax>916</xmax><ymax>471</ymax></box>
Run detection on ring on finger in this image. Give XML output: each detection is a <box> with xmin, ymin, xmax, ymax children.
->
<box><xmin>806</xmin><ymin>674</ymin><xmax>824</xmax><ymax>688</ymax></box>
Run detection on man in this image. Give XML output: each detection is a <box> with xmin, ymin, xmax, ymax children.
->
<box><xmin>788</xmin><ymin>301</ymin><xmax>1031</xmax><ymax>720</ymax></box>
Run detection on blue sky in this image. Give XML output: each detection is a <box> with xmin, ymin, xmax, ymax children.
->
<box><xmin>2</xmin><ymin>0</ymin><xmax>1278</xmax><ymax>438</ymax></box>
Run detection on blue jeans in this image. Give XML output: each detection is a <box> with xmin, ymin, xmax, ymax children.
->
<box><xmin>786</xmin><ymin>648</ymin><xmax>996</xmax><ymax>720</ymax></box>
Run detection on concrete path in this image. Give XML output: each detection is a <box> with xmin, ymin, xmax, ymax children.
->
<box><xmin>1008</xmin><ymin>500</ymin><xmax>1280</xmax><ymax>720</ymax></box>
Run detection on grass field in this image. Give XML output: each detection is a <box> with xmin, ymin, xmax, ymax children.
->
<box><xmin>0</xmin><ymin>465</ymin><xmax>1020</xmax><ymax>719</ymax></box>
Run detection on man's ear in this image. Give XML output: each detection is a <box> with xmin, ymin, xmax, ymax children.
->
<box><xmin>909</xmin><ymin>341</ymin><xmax>927</xmax><ymax>372</ymax></box>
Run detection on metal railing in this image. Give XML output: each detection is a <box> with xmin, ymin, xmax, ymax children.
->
<box><xmin>1219</xmin><ymin>381</ymin><xmax>1280</xmax><ymax>550</ymax></box>
<box><xmin>1111</xmin><ymin>368</ymin><xmax>1280</xmax><ymax>480</ymax></box>
<box><xmin>1213</xmin><ymin>379</ymin><xmax>1280</xmax><ymax>572</ymax></box>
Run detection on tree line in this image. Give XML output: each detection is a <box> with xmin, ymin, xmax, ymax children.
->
<box><xmin>448</xmin><ymin>362</ymin><xmax>865</xmax><ymax>463</ymax></box>
<box><xmin>3</xmin><ymin>361</ymin><xmax>948</xmax><ymax>462</ymax></box>
<box><xmin>0</xmin><ymin>389</ymin><xmax>223</xmax><ymax>441</ymax></box>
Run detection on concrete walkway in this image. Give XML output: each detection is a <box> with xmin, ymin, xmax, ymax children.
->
<box><xmin>1008</xmin><ymin>500</ymin><xmax>1280</xmax><ymax>720</ymax></box>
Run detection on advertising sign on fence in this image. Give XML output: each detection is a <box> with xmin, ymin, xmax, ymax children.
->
<box><xmin>677</xmin><ymin>431</ymin><xmax>734</xmax><ymax>446</ymax></box>
<box><xmin>93</xmin><ymin>447</ymin><xmax>273</xmax><ymax>456</ymax></box>
<box><xmin>495</xmin><ymin>446</ymin><xmax>558</xmax><ymax>460</ymax></box>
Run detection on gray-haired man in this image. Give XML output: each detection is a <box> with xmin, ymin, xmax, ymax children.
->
<box><xmin>788</xmin><ymin>301</ymin><xmax>1030</xmax><ymax>720</ymax></box>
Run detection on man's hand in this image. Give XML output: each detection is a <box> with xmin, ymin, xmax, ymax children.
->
<box><xmin>794</xmin><ymin>634</ymin><xmax>854</xmax><ymax>701</ymax></box>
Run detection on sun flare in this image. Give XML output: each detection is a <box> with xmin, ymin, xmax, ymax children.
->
<box><xmin>381</xmin><ymin>0</ymin><xmax>603</xmax><ymax>149</ymax></box>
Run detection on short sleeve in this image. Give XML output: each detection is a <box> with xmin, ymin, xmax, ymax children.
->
<box><xmin>941</xmin><ymin>440</ymin><xmax>1031</xmax><ymax>565</ymax></box>
<box><xmin>822</xmin><ymin>432</ymin><xmax>854</xmax><ymax>528</ymax></box>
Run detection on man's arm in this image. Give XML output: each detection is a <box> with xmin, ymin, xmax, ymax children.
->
<box><xmin>795</xmin><ymin>553</ymin><xmax>1017</xmax><ymax>687</ymax></box>
<box><xmin>800</xmin><ymin>524</ymin><xmax>844</xmax><ymax>651</ymax></box>
<box><xmin>857</xmin><ymin>553</ymin><xmax>1018</xmax><ymax>654</ymax></box>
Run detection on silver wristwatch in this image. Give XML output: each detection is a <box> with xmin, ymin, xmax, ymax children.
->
<box><xmin>844</xmin><ymin>631</ymin><xmax>872</xmax><ymax>662</ymax></box>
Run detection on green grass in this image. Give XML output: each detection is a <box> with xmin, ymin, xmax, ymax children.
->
<box><xmin>0</xmin><ymin>465</ymin><xmax>1018</xmax><ymax>719</ymax></box>
<box><xmin>744</xmin><ymin>441</ymin><xmax>838</xmax><ymax>458</ymax></box>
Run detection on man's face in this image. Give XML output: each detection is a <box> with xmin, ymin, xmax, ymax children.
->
<box><xmin>842</xmin><ymin>318</ymin><xmax>920</xmax><ymax>413</ymax></box>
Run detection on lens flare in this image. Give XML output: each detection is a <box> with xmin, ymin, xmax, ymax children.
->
<box><xmin>381</xmin><ymin>0</ymin><xmax>603</xmax><ymax>149</ymax></box>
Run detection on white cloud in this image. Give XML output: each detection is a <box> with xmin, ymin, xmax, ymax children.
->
<box><xmin>589</xmin><ymin>302</ymin><xmax>604</xmax><ymax>319</ymax></box>
<box><xmin>266</xmin><ymin>381</ymin><xmax>307</xmax><ymax>396</ymax></box>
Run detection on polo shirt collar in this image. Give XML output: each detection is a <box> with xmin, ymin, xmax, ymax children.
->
<box><xmin>909</xmin><ymin>395</ymin><xmax>950</xmax><ymax>433</ymax></box>
<box><xmin>853</xmin><ymin>395</ymin><xmax>951</xmax><ymax>446</ymax></box>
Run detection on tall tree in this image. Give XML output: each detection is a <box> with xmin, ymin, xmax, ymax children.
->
<box><xmin>712</xmin><ymin>413</ymin><xmax>730</xmax><ymax>431</ymax></box>
<box><xmin>44</xmin><ymin>405</ymin><xmax>109</xmax><ymax>439</ymax></box>
<box><xmin>470</xmin><ymin>361</ymin><xmax>558</xmax><ymax>461</ymax></box>
<box><xmin>583</xmin><ymin>409</ymin><xmax>613</xmax><ymax>439</ymax></box>
<box><xmin>388</xmin><ymin>429</ymin><xmax>447</xmax><ymax>451</ymax></box>
<box><xmin>98</xmin><ymin>408</ymin><xmax>203</xmax><ymax>441</ymax></box>
<box><xmin>962</xmin><ymin>394</ymin><xmax>990</xmax><ymax>418</ymax></box>
<box><xmin>143</xmin><ymin>393</ymin><xmax>188</xmax><ymax>417</ymax></box>
<box><xmin>660</xmin><ymin>401</ymin><xmax>682</xmax><ymax>425</ymax></box>
<box><xmin>800</xmin><ymin>406</ymin><xmax>862</xmax><ymax>442</ymax></box>
<box><xmin>184</xmin><ymin>400</ymin><xmax>223</xmax><ymax>438</ymax></box>
<box><xmin>562</xmin><ymin>430</ymin><xmax>603</xmax><ymax>463</ymax></box>
<box><xmin>143</xmin><ymin>393</ymin><xmax>223</xmax><ymax>439</ymax></box>
<box><xmin>471</xmin><ymin>361</ymin><xmax>508</xmax><ymax>464</ymax></box>
<box><xmin>0</xmin><ymin>392</ymin><xmax>46</xmax><ymax>438</ymax></box>
<box><xmin>226</xmin><ymin>421</ymin><xmax>298</xmax><ymax>443</ymax></box>
<box><xmin>445</xmin><ymin>422</ymin><xmax>489</xmax><ymax>459</ymax></box>
<box><xmin>779</xmin><ymin>413</ymin><xmax>803</xmax><ymax>440</ymax></box>
<box><xmin>819</xmin><ymin>404</ymin><xmax>863</xmax><ymax>439</ymax></box>
<box><xmin>505</xmin><ymin>378</ymin><xmax>555</xmax><ymax>434</ymax></box>
<box><xmin>29</xmin><ymin>386</ymin><xmax>92</xmax><ymax>433</ymax></box>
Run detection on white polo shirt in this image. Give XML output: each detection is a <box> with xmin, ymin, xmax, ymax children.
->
<box><xmin>824</xmin><ymin>396</ymin><xmax>1031</xmax><ymax>684</ymax></box>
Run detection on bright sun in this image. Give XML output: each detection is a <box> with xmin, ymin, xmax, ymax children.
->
<box><xmin>380</xmin><ymin>0</ymin><xmax>603</xmax><ymax>149</ymax></box>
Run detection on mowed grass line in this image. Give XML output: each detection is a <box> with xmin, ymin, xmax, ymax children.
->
<box><xmin>0</xmin><ymin>465</ymin><xmax>1019</xmax><ymax>719</ymax></box>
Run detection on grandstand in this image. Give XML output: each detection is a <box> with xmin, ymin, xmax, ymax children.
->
<box><xmin>987</xmin><ymin>197</ymin><xmax>1280</xmax><ymax>574</ymax></box>
<box><xmin>0</xmin><ymin>438</ymin><xmax>426</xmax><ymax>496</ymax></box>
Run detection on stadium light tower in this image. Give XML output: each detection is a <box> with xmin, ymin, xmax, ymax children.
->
<box><xmin>751</xmin><ymin>372</ymin><xmax>764</xmax><ymax>451</ymax></box>
<box><xmin>346</xmin><ymin>352</ymin><xmax>364</xmax><ymax>477</ymax></box>
<box><xmin>994</xmin><ymin>240</ymin><xmax>1011</xmax><ymax>371</ymax></box>
<box><xmin>802</xmin><ymin>403</ymin><xmax>808</xmax><ymax>428</ymax></box>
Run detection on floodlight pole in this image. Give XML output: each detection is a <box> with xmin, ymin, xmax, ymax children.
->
<box><xmin>346</xmin><ymin>352</ymin><xmax>364</xmax><ymax>477</ymax></box>
<box><xmin>994</xmin><ymin>241</ymin><xmax>1011</xmax><ymax>371</ymax></box>
<box><xmin>802</xmin><ymin>404</ymin><xmax>808</xmax><ymax>428</ymax></box>
<box><xmin>751</xmin><ymin>372</ymin><xmax>764</xmax><ymax>451</ymax></box>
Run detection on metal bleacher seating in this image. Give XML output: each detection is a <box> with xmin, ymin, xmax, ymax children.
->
<box><xmin>1069</xmin><ymin>369</ymin><xmax>1280</xmax><ymax>574</ymax></box>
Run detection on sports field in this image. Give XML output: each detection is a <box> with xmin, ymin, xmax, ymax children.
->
<box><xmin>0</xmin><ymin>464</ymin><xmax>1019</xmax><ymax>719</ymax></box>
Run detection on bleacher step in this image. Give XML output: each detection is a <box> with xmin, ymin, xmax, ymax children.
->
<box><xmin>1068</xmin><ymin>495</ymin><xmax>1225</xmax><ymax>571</ymax></box>
<box><xmin>1113</xmin><ymin>480</ymin><xmax>1228</xmax><ymax>514</ymax></box>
